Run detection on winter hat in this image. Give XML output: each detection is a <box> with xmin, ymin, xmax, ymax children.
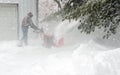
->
<box><xmin>28</xmin><ymin>12</ymin><xmax>33</xmax><ymax>17</ymax></box>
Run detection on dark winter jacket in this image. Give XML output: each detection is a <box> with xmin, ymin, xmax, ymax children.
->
<box><xmin>22</xmin><ymin>16</ymin><xmax>39</xmax><ymax>30</ymax></box>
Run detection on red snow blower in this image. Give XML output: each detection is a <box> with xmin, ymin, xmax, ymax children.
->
<box><xmin>34</xmin><ymin>28</ymin><xmax>64</xmax><ymax>48</ymax></box>
<box><xmin>43</xmin><ymin>34</ymin><xmax>64</xmax><ymax>48</ymax></box>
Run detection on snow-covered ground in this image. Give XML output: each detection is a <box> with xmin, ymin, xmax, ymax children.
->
<box><xmin>0</xmin><ymin>39</ymin><xmax>77</xmax><ymax>75</ymax></box>
<box><xmin>0</xmin><ymin>39</ymin><xmax>120</xmax><ymax>75</ymax></box>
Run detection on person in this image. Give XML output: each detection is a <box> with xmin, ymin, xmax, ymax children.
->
<box><xmin>18</xmin><ymin>12</ymin><xmax>39</xmax><ymax>46</ymax></box>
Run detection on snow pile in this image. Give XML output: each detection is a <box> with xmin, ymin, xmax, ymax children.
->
<box><xmin>30</xmin><ymin>40</ymin><xmax>120</xmax><ymax>75</ymax></box>
<box><xmin>72</xmin><ymin>40</ymin><xmax>120</xmax><ymax>75</ymax></box>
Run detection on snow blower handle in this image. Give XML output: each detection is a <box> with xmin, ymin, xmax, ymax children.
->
<box><xmin>33</xmin><ymin>28</ymin><xmax>44</xmax><ymax>34</ymax></box>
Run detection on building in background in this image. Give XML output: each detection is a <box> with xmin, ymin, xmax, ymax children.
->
<box><xmin>0</xmin><ymin>0</ymin><xmax>38</xmax><ymax>41</ymax></box>
<box><xmin>0</xmin><ymin>0</ymin><xmax>61</xmax><ymax>41</ymax></box>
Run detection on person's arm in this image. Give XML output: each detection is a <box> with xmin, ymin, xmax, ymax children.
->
<box><xmin>29</xmin><ymin>18</ymin><xmax>44</xmax><ymax>33</ymax></box>
<box><xmin>29</xmin><ymin>19</ymin><xmax>39</xmax><ymax>30</ymax></box>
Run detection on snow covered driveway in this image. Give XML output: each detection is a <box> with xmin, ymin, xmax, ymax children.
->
<box><xmin>0</xmin><ymin>40</ymin><xmax>120</xmax><ymax>75</ymax></box>
<box><xmin>0</xmin><ymin>40</ymin><xmax>76</xmax><ymax>75</ymax></box>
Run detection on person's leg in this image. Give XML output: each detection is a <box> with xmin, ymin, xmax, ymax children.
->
<box><xmin>18</xmin><ymin>27</ymin><xmax>25</xmax><ymax>46</ymax></box>
<box><xmin>23</xmin><ymin>26</ymin><xmax>28</xmax><ymax>45</ymax></box>
<box><xmin>21</xmin><ymin>26</ymin><xmax>28</xmax><ymax>45</ymax></box>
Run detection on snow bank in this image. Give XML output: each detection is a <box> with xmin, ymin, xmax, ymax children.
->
<box><xmin>32</xmin><ymin>40</ymin><xmax>120</xmax><ymax>75</ymax></box>
<box><xmin>72</xmin><ymin>40</ymin><xmax>120</xmax><ymax>75</ymax></box>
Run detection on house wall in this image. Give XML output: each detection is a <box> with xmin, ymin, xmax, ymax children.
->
<box><xmin>0</xmin><ymin>0</ymin><xmax>38</xmax><ymax>39</ymax></box>
<box><xmin>0</xmin><ymin>0</ymin><xmax>37</xmax><ymax>24</ymax></box>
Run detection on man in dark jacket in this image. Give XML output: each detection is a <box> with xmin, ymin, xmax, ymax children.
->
<box><xmin>19</xmin><ymin>12</ymin><xmax>39</xmax><ymax>46</ymax></box>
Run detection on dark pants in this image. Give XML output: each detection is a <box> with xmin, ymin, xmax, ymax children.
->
<box><xmin>21</xmin><ymin>26</ymin><xmax>28</xmax><ymax>45</ymax></box>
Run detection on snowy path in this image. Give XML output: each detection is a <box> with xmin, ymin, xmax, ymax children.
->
<box><xmin>0</xmin><ymin>40</ymin><xmax>76</xmax><ymax>75</ymax></box>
